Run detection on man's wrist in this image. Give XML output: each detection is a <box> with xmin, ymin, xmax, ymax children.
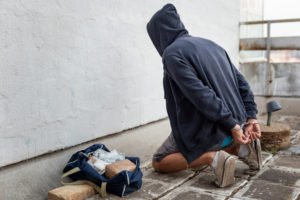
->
<box><xmin>244</xmin><ymin>120</ymin><xmax>259</xmax><ymax>129</ymax></box>
<box><xmin>247</xmin><ymin>119</ymin><xmax>258</xmax><ymax>124</ymax></box>
<box><xmin>247</xmin><ymin>116</ymin><xmax>257</xmax><ymax>121</ymax></box>
<box><xmin>231</xmin><ymin>124</ymin><xmax>242</xmax><ymax>132</ymax></box>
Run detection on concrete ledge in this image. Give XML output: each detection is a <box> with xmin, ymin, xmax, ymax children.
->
<box><xmin>240</xmin><ymin>36</ymin><xmax>300</xmax><ymax>50</ymax></box>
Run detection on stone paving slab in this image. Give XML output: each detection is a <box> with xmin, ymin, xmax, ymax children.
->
<box><xmin>233</xmin><ymin>179</ymin><xmax>300</xmax><ymax>200</ymax></box>
<box><xmin>129</xmin><ymin>169</ymin><xmax>194</xmax><ymax>200</ymax></box>
<box><xmin>261</xmin><ymin>151</ymin><xmax>273</xmax><ymax>165</ymax></box>
<box><xmin>268</xmin><ymin>154</ymin><xmax>300</xmax><ymax>169</ymax></box>
<box><xmin>253</xmin><ymin>166</ymin><xmax>300</xmax><ymax>187</ymax></box>
<box><xmin>143</xmin><ymin>168</ymin><xmax>195</xmax><ymax>184</ymax></box>
<box><xmin>291</xmin><ymin>135</ymin><xmax>300</xmax><ymax>146</ymax></box>
<box><xmin>291</xmin><ymin>130</ymin><xmax>300</xmax><ymax>142</ymax></box>
<box><xmin>88</xmin><ymin>141</ymin><xmax>299</xmax><ymax>200</ymax></box>
<box><xmin>287</xmin><ymin>137</ymin><xmax>300</xmax><ymax>155</ymax></box>
<box><xmin>279</xmin><ymin>145</ymin><xmax>300</xmax><ymax>155</ymax></box>
<box><xmin>159</xmin><ymin>187</ymin><xmax>226</xmax><ymax>200</ymax></box>
<box><xmin>183</xmin><ymin>171</ymin><xmax>248</xmax><ymax>197</ymax></box>
<box><xmin>87</xmin><ymin>169</ymin><xmax>195</xmax><ymax>200</ymax></box>
<box><xmin>227</xmin><ymin>198</ymin><xmax>243</xmax><ymax>200</ymax></box>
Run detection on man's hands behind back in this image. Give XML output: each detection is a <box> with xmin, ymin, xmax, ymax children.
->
<box><xmin>243</xmin><ymin>119</ymin><xmax>261</xmax><ymax>141</ymax></box>
<box><xmin>231</xmin><ymin>124</ymin><xmax>249</xmax><ymax>144</ymax></box>
<box><xmin>231</xmin><ymin>120</ymin><xmax>261</xmax><ymax>144</ymax></box>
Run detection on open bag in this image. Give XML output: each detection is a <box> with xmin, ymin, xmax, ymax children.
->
<box><xmin>61</xmin><ymin>144</ymin><xmax>143</xmax><ymax>197</ymax></box>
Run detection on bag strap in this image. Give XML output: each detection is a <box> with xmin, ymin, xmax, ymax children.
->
<box><xmin>61</xmin><ymin>167</ymin><xmax>107</xmax><ymax>198</ymax></box>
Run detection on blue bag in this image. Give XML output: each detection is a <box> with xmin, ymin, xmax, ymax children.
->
<box><xmin>62</xmin><ymin>144</ymin><xmax>143</xmax><ymax>197</ymax></box>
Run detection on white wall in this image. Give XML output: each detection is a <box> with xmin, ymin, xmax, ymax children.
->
<box><xmin>0</xmin><ymin>0</ymin><xmax>239</xmax><ymax>168</ymax></box>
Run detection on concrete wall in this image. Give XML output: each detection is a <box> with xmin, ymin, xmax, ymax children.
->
<box><xmin>0</xmin><ymin>0</ymin><xmax>240</xmax><ymax>168</ymax></box>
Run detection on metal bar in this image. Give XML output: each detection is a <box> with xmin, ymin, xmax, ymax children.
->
<box><xmin>266</xmin><ymin>22</ymin><xmax>273</xmax><ymax>96</ymax></box>
<box><xmin>240</xmin><ymin>18</ymin><xmax>300</xmax><ymax>25</ymax></box>
<box><xmin>239</xmin><ymin>36</ymin><xmax>300</xmax><ymax>50</ymax></box>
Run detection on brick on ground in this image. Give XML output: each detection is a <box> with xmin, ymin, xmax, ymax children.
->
<box><xmin>48</xmin><ymin>185</ymin><xmax>96</xmax><ymax>200</ymax></box>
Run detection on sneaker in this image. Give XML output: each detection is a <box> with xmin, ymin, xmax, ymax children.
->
<box><xmin>240</xmin><ymin>139</ymin><xmax>262</xmax><ymax>171</ymax></box>
<box><xmin>212</xmin><ymin>150</ymin><xmax>236</xmax><ymax>188</ymax></box>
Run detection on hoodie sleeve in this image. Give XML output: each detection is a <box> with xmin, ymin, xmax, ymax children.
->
<box><xmin>163</xmin><ymin>55</ymin><xmax>237</xmax><ymax>130</ymax></box>
<box><xmin>225</xmin><ymin>52</ymin><xmax>258</xmax><ymax>119</ymax></box>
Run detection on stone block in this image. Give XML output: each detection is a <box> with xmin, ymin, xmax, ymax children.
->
<box><xmin>260</xmin><ymin>123</ymin><xmax>291</xmax><ymax>150</ymax></box>
<box><xmin>48</xmin><ymin>185</ymin><xmax>95</xmax><ymax>200</ymax></box>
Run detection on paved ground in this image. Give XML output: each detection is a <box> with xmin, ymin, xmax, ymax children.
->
<box><xmin>88</xmin><ymin>116</ymin><xmax>300</xmax><ymax>200</ymax></box>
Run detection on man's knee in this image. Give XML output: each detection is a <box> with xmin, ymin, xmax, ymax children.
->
<box><xmin>152</xmin><ymin>160</ymin><xmax>161</xmax><ymax>172</ymax></box>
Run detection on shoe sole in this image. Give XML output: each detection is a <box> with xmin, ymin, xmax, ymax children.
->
<box><xmin>219</xmin><ymin>156</ymin><xmax>236</xmax><ymax>188</ymax></box>
<box><xmin>255</xmin><ymin>139</ymin><xmax>262</xmax><ymax>170</ymax></box>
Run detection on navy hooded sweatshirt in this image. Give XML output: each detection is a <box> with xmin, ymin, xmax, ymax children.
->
<box><xmin>147</xmin><ymin>4</ymin><xmax>257</xmax><ymax>163</ymax></box>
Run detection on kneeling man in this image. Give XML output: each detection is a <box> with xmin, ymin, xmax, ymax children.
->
<box><xmin>146</xmin><ymin>4</ymin><xmax>262</xmax><ymax>187</ymax></box>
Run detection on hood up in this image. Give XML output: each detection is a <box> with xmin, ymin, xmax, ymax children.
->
<box><xmin>147</xmin><ymin>4</ymin><xmax>188</xmax><ymax>56</ymax></box>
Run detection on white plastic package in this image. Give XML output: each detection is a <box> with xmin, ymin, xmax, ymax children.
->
<box><xmin>93</xmin><ymin>148</ymin><xmax>125</xmax><ymax>164</ymax></box>
<box><xmin>87</xmin><ymin>157</ymin><xmax>108</xmax><ymax>174</ymax></box>
<box><xmin>87</xmin><ymin>148</ymin><xmax>125</xmax><ymax>175</ymax></box>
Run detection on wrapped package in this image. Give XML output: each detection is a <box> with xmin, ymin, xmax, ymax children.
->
<box><xmin>105</xmin><ymin>159</ymin><xmax>136</xmax><ymax>179</ymax></box>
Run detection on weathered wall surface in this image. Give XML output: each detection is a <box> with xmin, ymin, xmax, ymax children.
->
<box><xmin>241</xmin><ymin>62</ymin><xmax>300</xmax><ymax>96</ymax></box>
<box><xmin>0</xmin><ymin>0</ymin><xmax>240</xmax><ymax>168</ymax></box>
<box><xmin>240</xmin><ymin>0</ymin><xmax>300</xmax><ymax>97</ymax></box>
